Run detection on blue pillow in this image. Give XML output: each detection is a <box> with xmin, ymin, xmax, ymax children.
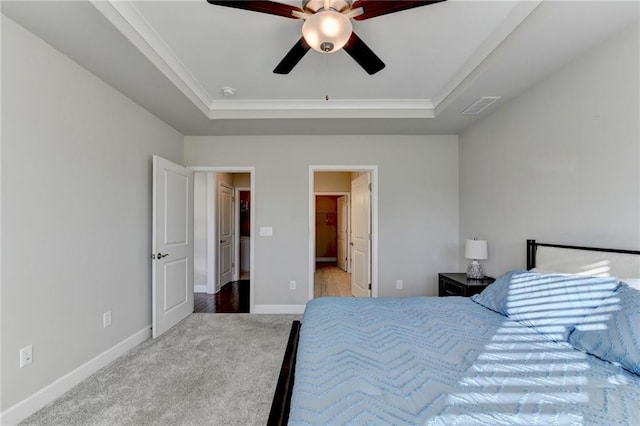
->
<box><xmin>472</xmin><ymin>270</ymin><xmax>619</xmax><ymax>341</ymax></box>
<box><xmin>568</xmin><ymin>283</ymin><xmax>640</xmax><ymax>376</ymax></box>
<box><xmin>471</xmin><ymin>270</ymin><xmax>526</xmax><ymax>315</ymax></box>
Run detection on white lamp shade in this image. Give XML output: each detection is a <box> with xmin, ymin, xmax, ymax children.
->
<box><xmin>465</xmin><ymin>239</ymin><xmax>488</xmax><ymax>260</ymax></box>
<box><xmin>302</xmin><ymin>10</ymin><xmax>352</xmax><ymax>53</ymax></box>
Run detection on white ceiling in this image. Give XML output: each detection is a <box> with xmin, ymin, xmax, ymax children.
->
<box><xmin>2</xmin><ymin>0</ymin><xmax>638</xmax><ymax>135</ymax></box>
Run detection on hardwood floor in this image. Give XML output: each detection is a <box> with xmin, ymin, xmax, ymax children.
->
<box><xmin>314</xmin><ymin>262</ymin><xmax>352</xmax><ymax>297</ymax></box>
<box><xmin>195</xmin><ymin>264</ymin><xmax>349</xmax><ymax>313</ymax></box>
<box><xmin>194</xmin><ymin>280</ymin><xmax>249</xmax><ymax>313</ymax></box>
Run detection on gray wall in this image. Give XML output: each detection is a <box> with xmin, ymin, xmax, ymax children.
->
<box><xmin>1</xmin><ymin>16</ymin><xmax>184</xmax><ymax>410</ymax></box>
<box><xmin>459</xmin><ymin>23</ymin><xmax>640</xmax><ymax>277</ymax></box>
<box><xmin>184</xmin><ymin>135</ymin><xmax>460</xmax><ymax>303</ymax></box>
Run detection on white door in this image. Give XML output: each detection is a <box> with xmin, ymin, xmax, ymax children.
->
<box><xmin>351</xmin><ymin>174</ymin><xmax>371</xmax><ymax>297</ymax></box>
<box><xmin>218</xmin><ymin>183</ymin><xmax>234</xmax><ymax>287</ymax></box>
<box><xmin>337</xmin><ymin>196</ymin><xmax>348</xmax><ymax>272</ymax></box>
<box><xmin>152</xmin><ymin>156</ymin><xmax>194</xmax><ymax>338</ymax></box>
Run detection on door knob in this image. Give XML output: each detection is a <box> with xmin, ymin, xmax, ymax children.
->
<box><xmin>220</xmin><ymin>240</ymin><xmax>227</xmax><ymax>243</ymax></box>
<box><xmin>349</xmin><ymin>242</ymin><xmax>354</xmax><ymax>246</ymax></box>
<box><xmin>157</xmin><ymin>253</ymin><xmax>169</xmax><ymax>259</ymax></box>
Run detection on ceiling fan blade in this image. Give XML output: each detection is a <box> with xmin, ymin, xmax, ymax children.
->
<box><xmin>342</xmin><ymin>32</ymin><xmax>385</xmax><ymax>75</ymax></box>
<box><xmin>273</xmin><ymin>38</ymin><xmax>311</xmax><ymax>74</ymax></box>
<box><xmin>351</xmin><ymin>0</ymin><xmax>445</xmax><ymax>21</ymax></box>
<box><xmin>206</xmin><ymin>1</ymin><xmax>303</xmax><ymax>19</ymax></box>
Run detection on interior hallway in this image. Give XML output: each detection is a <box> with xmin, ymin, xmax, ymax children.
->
<box><xmin>314</xmin><ymin>262</ymin><xmax>352</xmax><ymax>298</ymax></box>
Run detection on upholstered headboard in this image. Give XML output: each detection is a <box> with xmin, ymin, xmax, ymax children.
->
<box><xmin>527</xmin><ymin>239</ymin><xmax>640</xmax><ymax>279</ymax></box>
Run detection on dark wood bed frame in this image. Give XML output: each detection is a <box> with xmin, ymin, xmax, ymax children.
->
<box><xmin>267</xmin><ymin>320</ymin><xmax>301</xmax><ymax>426</ymax></box>
<box><xmin>267</xmin><ymin>240</ymin><xmax>640</xmax><ymax>425</ymax></box>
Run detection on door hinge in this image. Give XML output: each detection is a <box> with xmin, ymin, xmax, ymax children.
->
<box><xmin>368</xmin><ymin>283</ymin><xmax>372</xmax><ymax>290</ymax></box>
<box><xmin>368</xmin><ymin>183</ymin><xmax>372</xmax><ymax>191</ymax></box>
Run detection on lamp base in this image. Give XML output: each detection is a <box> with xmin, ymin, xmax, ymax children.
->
<box><xmin>467</xmin><ymin>260</ymin><xmax>484</xmax><ymax>279</ymax></box>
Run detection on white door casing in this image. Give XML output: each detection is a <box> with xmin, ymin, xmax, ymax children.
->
<box><xmin>218</xmin><ymin>183</ymin><xmax>234</xmax><ymax>287</ymax></box>
<box><xmin>337</xmin><ymin>195</ymin><xmax>349</xmax><ymax>272</ymax></box>
<box><xmin>191</xmin><ymin>166</ymin><xmax>255</xmax><ymax>313</ymax></box>
<box><xmin>351</xmin><ymin>173</ymin><xmax>371</xmax><ymax>297</ymax></box>
<box><xmin>152</xmin><ymin>156</ymin><xmax>194</xmax><ymax>338</ymax></box>
<box><xmin>308</xmin><ymin>166</ymin><xmax>377</xmax><ymax>301</ymax></box>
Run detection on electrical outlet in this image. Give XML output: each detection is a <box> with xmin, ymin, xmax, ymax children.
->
<box><xmin>20</xmin><ymin>345</ymin><xmax>33</xmax><ymax>368</ymax></box>
<box><xmin>289</xmin><ymin>280</ymin><xmax>296</xmax><ymax>290</ymax></box>
<box><xmin>396</xmin><ymin>280</ymin><xmax>403</xmax><ymax>290</ymax></box>
<box><xmin>103</xmin><ymin>311</ymin><xmax>112</xmax><ymax>328</ymax></box>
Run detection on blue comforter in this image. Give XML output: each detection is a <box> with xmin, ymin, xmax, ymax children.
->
<box><xmin>289</xmin><ymin>297</ymin><xmax>640</xmax><ymax>425</ymax></box>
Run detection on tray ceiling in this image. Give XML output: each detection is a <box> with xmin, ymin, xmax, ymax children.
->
<box><xmin>95</xmin><ymin>0</ymin><xmax>536</xmax><ymax>119</ymax></box>
<box><xmin>2</xmin><ymin>0</ymin><xmax>638</xmax><ymax>135</ymax></box>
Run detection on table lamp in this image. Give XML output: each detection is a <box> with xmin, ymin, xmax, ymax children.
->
<box><xmin>465</xmin><ymin>238</ymin><xmax>488</xmax><ymax>279</ymax></box>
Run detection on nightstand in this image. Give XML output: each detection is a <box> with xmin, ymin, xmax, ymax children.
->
<box><xmin>438</xmin><ymin>273</ymin><xmax>495</xmax><ymax>297</ymax></box>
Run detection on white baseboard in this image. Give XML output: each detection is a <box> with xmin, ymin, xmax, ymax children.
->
<box><xmin>194</xmin><ymin>284</ymin><xmax>208</xmax><ymax>293</ymax></box>
<box><xmin>316</xmin><ymin>257</ymin><xmax>337</xmax><ymax>262</ymax></box>
<box><xmin>0</xmin><ymin>326</ymin><xmax>151</xmax><ymax>426</ymax></box>
<box><xmin>252</xmin><ymin>304</ymin><xmax>306</xmax><ymax>314</ymax></box>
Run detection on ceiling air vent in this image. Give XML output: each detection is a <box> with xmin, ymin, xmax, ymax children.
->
<box><xmin>461</xmin><ymin>96</ymin><xmax>501</xmax><ymax>115</ymax></box>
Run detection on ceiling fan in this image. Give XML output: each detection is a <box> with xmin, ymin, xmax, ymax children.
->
<box><xmin>207</xmin><ymin>0</ymin><xmax>445</xmax><ymax>75</ymax></box>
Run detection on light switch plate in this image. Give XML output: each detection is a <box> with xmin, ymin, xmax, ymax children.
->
<box><xmin>259</xmin><ymin>226</ymin><xmax>273</xmax><ymax>237</ymax></box>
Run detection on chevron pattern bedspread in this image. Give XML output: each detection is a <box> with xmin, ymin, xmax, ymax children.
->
<box><xmin>288</xmin><ymin>297</ymin><xmax>640</xmax><ymax>425</ymax></box>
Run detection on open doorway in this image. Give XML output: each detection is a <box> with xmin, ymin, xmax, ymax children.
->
<box><xmin>315</xmin><ymin>193</ymin><xmax>350</xmax><ymax>297</ymax></box>
<box><xmin>309</xmin><ymin>166</ymin><xmax>378</xmax><ymax>300</ymax></box>
<box><xmin>192</xmin><ymin>169</ymin><xmax>254</xmax><ymax>313</ymax></box>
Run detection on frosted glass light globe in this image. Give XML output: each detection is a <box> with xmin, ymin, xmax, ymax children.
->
<box><xmin>302</xmin><ymin>9</ymin><xmax>352</xmax><ymax>53</ymax></box>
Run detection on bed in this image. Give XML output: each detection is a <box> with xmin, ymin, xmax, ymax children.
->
<box><xmin>268</xmin><ymin>240</ymin><xmax>640</xmax><ymax>425</ymax></box>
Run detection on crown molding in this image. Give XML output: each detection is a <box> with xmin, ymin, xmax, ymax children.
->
<box><xmin>90</xmin><ymin>0</ymin><xmax>212</xmax><ymax>115</ymax></box>
<box><xmin>92</xmin><ymin>0</ymin><xmax>539</xmax><ymax>120</ymax></box>
<box><xmin>433</xmin><ymin>0</ymin><xmax>543</xmax><ymax>115</ymax></box>
<box><xmin>208</xmin><ymin>99</ymin><xmax>435</xmax><ymax>119</ymax></box>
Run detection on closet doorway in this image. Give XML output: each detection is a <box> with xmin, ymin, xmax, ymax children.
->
<box><xmin>309</xmin><ymin>166</ymin><xmax>378</xmax><ymax>299</ymax></box>
<box><xmin>192</xmin><ymin>168</ymin><xmax>254</xmax><ymax>313</ymax></box>
<box><xmin>315</xmin><ymin>193</ymin><xmax>350</xmax><ymax>297</ymax></box>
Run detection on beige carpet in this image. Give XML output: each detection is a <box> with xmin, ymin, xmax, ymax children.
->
<box><xmin>21</xmin><ymin>314</ymin><xmax>300</xmax><ymax>426</ymax></box>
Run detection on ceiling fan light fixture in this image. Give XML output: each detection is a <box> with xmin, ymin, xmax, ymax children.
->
<box><xmin>302</xmin><ymin>9</ymin><xmax>352</xmax><ymax>53</ymax></box>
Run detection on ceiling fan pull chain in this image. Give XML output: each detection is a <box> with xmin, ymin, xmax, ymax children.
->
<box><xmin>324</xmin><ymin>54</ymin><xmax>329</xmax><ymax>101</ymax></box>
